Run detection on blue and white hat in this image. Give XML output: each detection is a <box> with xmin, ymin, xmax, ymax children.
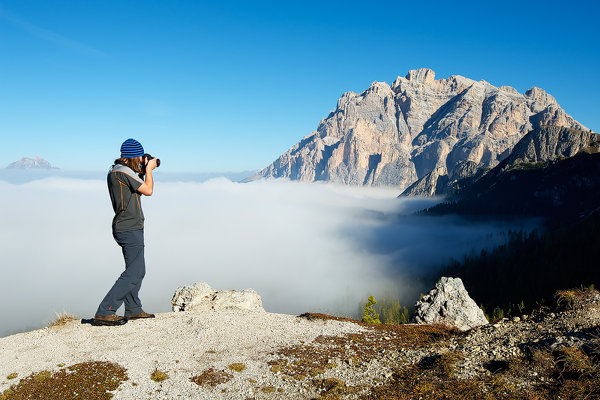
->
<box><xmin>120</xmin><ymin>138</ymin><xmax>144</xmax><ymax>158</ymax></box>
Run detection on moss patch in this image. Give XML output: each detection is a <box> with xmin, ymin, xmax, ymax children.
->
<box><xmin>228</xmin><ymin>363</ymin><xmax>246</xmax><ymax>372</ymax></box>
<box><xmin>190</xmin><ymin>368</ymin><xmax>233</xmax><ymax>387</ymax></box>
<box><xmin>150</xmin><ymin>369</ymin><xmax>169</xmax><ymax>382</ymax></box>
<box><xmin>1</xmin><ymin>361</ymin><xmax>127</xmax><ymax>400</ymax></box>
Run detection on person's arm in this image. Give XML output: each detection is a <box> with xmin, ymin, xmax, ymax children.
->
<box><xmin>137</xmin><ymin>158</ymin><xmax>157</xmax><ymax>196</ymax></box>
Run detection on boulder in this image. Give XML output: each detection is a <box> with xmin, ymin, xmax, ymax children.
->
<box><xmin>171</xmin><ymin>282</ymin><xmax>265</xmax><ymax>312</ymax></box>
<box><xmin>415</xmin><ymin>277</ymin><xmax>488</xmax><ymax>331</ymax></box>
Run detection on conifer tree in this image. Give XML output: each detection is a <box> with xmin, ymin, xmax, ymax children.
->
<box><xmin>362</xmin><ymin>296</ymin><xmax>381</xmax><ymax>324</ymax></box>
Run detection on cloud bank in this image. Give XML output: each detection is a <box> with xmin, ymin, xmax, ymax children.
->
<box><xmin>0</xmin><ymin>177</ymin><xmax>531</xmax><ymax>337</ymax></box>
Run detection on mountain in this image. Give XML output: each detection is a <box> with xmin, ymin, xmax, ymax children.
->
<box><xmin>402</xmin><ymin>125</ymin><xmax>600</xmax><ymax>197</ymax></box>
<box><xmin>423</xmin><ymin>126</ymin><xmax>600</xmax><ymax>221</ymax></box>
<box><xmin>6</xmin><ymin>156</ymin><xmax>57</xmax><ymax>170</ymax></box>
<box><xmin>247</xmin><ymin>69</ymin><xmax>586</xmax><ymax>191</ymax></box>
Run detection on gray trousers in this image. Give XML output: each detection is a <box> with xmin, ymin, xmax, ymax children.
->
<box><xmin>96</xmin><ymin>229</ymin><xmax>146</xmax><ymax>317</ymax></box>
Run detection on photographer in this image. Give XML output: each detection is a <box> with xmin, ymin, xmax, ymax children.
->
<box><xmin>93</xmin><ymin>138</ymin><xmax>158</xmax><ymax>326</ymax></box>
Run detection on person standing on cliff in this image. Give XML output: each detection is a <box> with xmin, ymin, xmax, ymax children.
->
<box><xmin>93</xmin><ymin>138</ymin><xmax>158</xmax><ymax>326</ymax></box>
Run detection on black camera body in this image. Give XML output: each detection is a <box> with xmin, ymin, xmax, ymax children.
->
<box><xmin>139</xmin><ymin>153</ymin><xmax>160</xmax><ymax>179</ymax></box>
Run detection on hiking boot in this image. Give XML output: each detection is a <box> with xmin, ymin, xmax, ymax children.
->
<box><xmin>125</xmin><ymin>311</ymin><xmax>155</xmax><ymax>320</ymax></box>
<box><xmin>93</xmin><ymin>314</ymin><xmax>128</xmax><ymax>326</ymax></box>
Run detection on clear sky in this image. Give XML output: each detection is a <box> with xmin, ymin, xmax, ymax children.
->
<box><xmin>1</xmin><ymin>0</ymin><xmax>598</xmax><ymax>173</ymax></box>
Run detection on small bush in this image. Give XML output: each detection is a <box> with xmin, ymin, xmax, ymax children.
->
<box><xmin>6</xmin><ymin>373</ymin><xmax>17</xmax><ymax>380</ymax></box>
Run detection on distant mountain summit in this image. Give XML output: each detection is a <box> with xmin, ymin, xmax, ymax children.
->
<box><xmin>248</xmin><ymin>68</ymin><xmax>586</xmax><ymax>191</ymax></box>
<box><xmin>6</xmin><ymin>156</ymin><xmax>57</xmax><ymax>170</ymax></box>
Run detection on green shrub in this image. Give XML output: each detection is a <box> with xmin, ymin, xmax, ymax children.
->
<box><xmin>492</xmin><ymin>306</ymin><xmax>504</xmax><ymax>322</ymax></box>
<box><xmin>362</xmin><ymin>296</ymin><xmax>381</xmax><ymax>324</ymax></box>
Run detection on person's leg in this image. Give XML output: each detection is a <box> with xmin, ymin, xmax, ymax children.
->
<box><xmin>95</xmin><ymin>230</ymin><xmax>145</xmax><ymax>316</ymax></box>
<box><xmin>123</xmin><ymin>232</ymin><xmax>146</xmax><ymax>316</ymax></box>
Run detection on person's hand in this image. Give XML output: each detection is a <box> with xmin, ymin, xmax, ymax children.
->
<box><xmin>146</xmin><ymin>157</ymin><xmax>158</xmax><ymax>171</ymax></box>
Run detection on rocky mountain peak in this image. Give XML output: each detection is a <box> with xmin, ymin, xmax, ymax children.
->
<box><xmin>525</xmin><ymin>86</ymin><xmax>558</xmax><ymax>108</ymax></box>
<box><xmin>405</xmin><ymin>68</ymin><xmax>436</xmax><ymax>84</ymax></box>
<box><xmin>250</xmin><ymin>69</ymin><xmax>586</xmax><ymax>191</ymax></box>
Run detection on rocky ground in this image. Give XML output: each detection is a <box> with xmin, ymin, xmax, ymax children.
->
<box><xmin>1</xmin><ymin>289</ymin><xmax>600</xmax><ymax>399</ymax></box>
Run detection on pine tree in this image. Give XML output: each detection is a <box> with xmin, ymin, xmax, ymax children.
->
<box><xmin>362</xmin><ymin>296</ymin><xmax>381</xmax><ymax>324</ymax></box>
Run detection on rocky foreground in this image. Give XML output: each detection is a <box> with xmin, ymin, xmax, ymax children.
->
<box><xmin>1</xmin><ymin>286</ymin><xmax>600</xmax><ymax>399</ymax></box>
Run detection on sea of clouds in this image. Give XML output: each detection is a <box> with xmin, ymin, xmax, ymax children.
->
<box><xmin>0</xmin><ymin>175</ymin><xmax>534</xmax><ymax>337</ymax></box>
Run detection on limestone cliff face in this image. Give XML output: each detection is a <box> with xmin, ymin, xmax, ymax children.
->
<box><xmin>249</xmin><ymin>69</ymin><xmax>586</xmax><ymax>191</ymax></box>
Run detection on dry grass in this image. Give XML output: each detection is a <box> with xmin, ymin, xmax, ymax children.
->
<box><xmin>47</xmin><ymin>312</ymin><xmax>77</xmax><ymax>329</ymax></box>
<box><xmin>190</xmin><ymin>368</ymin><xmax>233</xmax><ymax>387</ymax></box>
<box><xmin>1</xmin><ymin>362</ymin><xmax>127</xmax><ymax>400</ymax></box>
<box><xmin>556</xmin><ymin>347</ymin><xmax>595</xmax><ymax>379</ymax></box>
<box><xmin>555</xmin><ymin>287</ymin><xmax>600</xmax><ymax>310</ymax></box>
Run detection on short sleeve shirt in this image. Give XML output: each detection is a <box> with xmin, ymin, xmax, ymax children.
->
<box><xmin>107</xmin><ymin>163</ymin><xmax>145</xmax><ymax>233</ymax></box>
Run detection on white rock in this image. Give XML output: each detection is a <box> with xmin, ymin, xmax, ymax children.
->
<box><xmin>415</xmin><ymin>277</ymin><xmax>488</xmax><ymax>331</ymax></box>
<box><xmin>171</xmin><ymin>282</ymin><xmax>265</xmax><ymax>312</ymax></box>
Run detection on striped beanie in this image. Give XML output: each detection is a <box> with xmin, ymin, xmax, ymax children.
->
<box><xmin>120</xmin><ymin>138</ymin><xmax>144</xmax><ymax>158</ymax></box>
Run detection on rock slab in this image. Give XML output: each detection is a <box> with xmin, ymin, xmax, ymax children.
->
<box><xmin>171</xmin><ymin>282</ymin><xmax>265</xmax><ymax>312</ymax></box>
<box><xmin>415</xmin><ymin>277</ymin><xmax>488</xmax><ymax>331</ymax></box>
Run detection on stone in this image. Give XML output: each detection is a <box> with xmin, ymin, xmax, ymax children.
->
<box><xmin>247</xmin><ymin>69</ymin><xmax>586</xmax><ymax>193</ymax></box>
<box><xmin>171</xmin><ymin>282</ymin><xmax>265</xmax><ymax>312</ymax></box>
<box><xmin>415</xmin><ymin>277</ymin><xmax>488</xmax><ymax>331</ymax></box>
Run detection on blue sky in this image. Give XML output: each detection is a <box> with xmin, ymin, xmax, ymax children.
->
<box><xmin>1</xmin><ymin>0</ymin><xmax>598</xmax><ymax>173</ymax></box>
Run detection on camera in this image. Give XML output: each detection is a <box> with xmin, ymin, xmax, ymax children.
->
<box><xmin>139</xmin><ymin>153</ymin><xmax>160</xmax><ymax>178</ymax></box>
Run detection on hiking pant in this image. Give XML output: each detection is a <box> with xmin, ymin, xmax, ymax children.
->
<box><xmin>96</xmin><ymin>229</ymin><xmax>146</xmax><ymax>317</ymax></box>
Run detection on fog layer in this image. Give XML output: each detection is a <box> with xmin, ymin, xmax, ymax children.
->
<box><xmin>0</xmin><ymin>177</ymin><xmax>529</xmax><ymax>337</ymax></box>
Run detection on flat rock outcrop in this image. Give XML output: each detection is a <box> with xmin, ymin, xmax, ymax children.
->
<box><xmin>415</xmin><ymin>277</ymin><xmax>488</xmax><ymax>331</ymax></box>
<box><xmin>249</xmin><ymin>69</ymin><xmax>586</xmax><ymax>192</ymax></box>
<box><xmin>171</xmin><ymin>282</ymin><xmax>264</xmax><ymax>312</ymax></box>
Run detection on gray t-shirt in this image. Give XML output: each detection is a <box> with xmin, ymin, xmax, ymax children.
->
<box><xmin>107</xmin><ymin>163</ymin><xmax>145</xmax><ymax>233</ymax></box>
